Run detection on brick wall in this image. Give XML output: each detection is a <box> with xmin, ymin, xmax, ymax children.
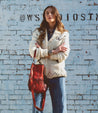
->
<box><xmin>0</xmin><ymin>0</ymin><xmax>98</xmax><ymax>113</ymax></box>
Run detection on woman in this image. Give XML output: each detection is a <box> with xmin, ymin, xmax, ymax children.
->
<box><xmin>29</xmin><ymin>5</ymin><xmax>70</xmax><ymax>113</ymax></box>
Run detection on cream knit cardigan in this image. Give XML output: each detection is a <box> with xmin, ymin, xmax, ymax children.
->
<box><xmin>29</xmin><ymin>28</ymin><xmax>70</xmax><ymax>79</ymax></box>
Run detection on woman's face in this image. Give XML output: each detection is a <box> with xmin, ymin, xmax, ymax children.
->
<box><xmin>45</xmin><ymin>7</ymin><xmax>56</xmax><ymax>25</ymax></box>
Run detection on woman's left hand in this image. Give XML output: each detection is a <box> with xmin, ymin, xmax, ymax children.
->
<box><xmin>52</xmin><ymin>43</ymin><xmax>67</xmax><ymax>54</ymax></box>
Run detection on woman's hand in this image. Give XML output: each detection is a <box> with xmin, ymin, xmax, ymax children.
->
<box><xmin>35</xmin><ymin>43</ymin><xmax>40</xmax><ymax>48</ymax></box>
<box><xmin>52</xmin><ymin>43</ymin><xmax>67</xmax><ymax>54</ymax></box>
<box><xmin>35</xmin><ymin>43</ymin><xmax>50</xmax><ymax>59</ymax></box>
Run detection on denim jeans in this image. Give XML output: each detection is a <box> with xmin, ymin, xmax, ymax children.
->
<box><xmin>32</xmin><ymin>76</ymin><xmax>67</xmax><ymax>113</ymax></box>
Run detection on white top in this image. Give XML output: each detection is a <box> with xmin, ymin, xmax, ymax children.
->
<box><xmin>29</xmin><ymin>28</ymin><xmax>70</xmax><ymax>79</ymax></box>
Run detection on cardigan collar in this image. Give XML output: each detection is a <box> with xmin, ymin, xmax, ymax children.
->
<box><xmin>45</xmin><ymin>27</ymin><xmax>61</xmax><ymax>42</ymax></box>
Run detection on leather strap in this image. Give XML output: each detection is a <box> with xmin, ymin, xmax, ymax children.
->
<box><xmin>33</xmin><ymin>50</ymin><xmax>36</xmax><ymax>63</ymax></box>
<box><xmin>34</xmin><ymin>49</ymin><xmax>36</xmax><ymax>58</ymax></box>
<box><xmin>31</xmin><ymin>89</ymin><xmax>46</xmax><ymax>111</ymax></box>
<box><xmin>30</xmin><ymin>50</ymin><xmax>46</xmax><ymax>111</ymax></box>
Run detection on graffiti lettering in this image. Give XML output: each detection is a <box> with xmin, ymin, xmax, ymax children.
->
<box><xmin>20</xmin><ymin>14</ymin><xmax>40</xmax><ymax>22</ymax></box>
<box><xmin>88</xmin><ymin>13</ymin><xmax>93</xmax><ymax>20</ymax></box>
<box><xmin>20</xmin><ymin>13</ymin><xmax>98</xmax><ymax>22</ymax></box>
<box><xmin>65</xmin><ymin>13</ymin><xmax>98</xmax><ymax>21</ymax></box>
<box><xmin>96</xmin><ymin>14</ymin><xmax>98</xmax><ymax>21</ymax></box>
<box><xmin>27</xmin><ymin>14</ymin><xmax>33</xmax><ymax>21</ymax></box>
<box><xmin>20</xmin><ymin>15</ymin><xmax>25</xmax><ymax>22</ymax></box>
<box><xmin>73</xmin><ymin>14</ymin><xmax>78</xmax><ymax>21</ymax></box>
<box><xmin>81</xmin><ymin>14</ymin><xmax>85</xmax><ymax>21</ymax></box>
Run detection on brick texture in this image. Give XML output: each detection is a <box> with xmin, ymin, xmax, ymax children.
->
<box><xmin>0</xmin><ymin>0</ymin><xmax>98</xmax><ymax>113</ymax></box>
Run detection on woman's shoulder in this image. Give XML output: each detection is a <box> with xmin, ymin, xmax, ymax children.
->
<box><xmin>63</xmin><ymin>29</ymin><xmax>69</xmax><ymax>33</ymax></box>
<box><xmin>62</xmin><ymin>30</ymin><xmax>69</xmax><ymax>37</ymax></box>
<box><xmin>32</xmin><ymin>28</ymin><xmax>40</xmax><ymax>34</ymax></box>
<box><xmin>32</xmin><ymin>28</ymin><xmax>40</xmax><ymax>37</ymax></box>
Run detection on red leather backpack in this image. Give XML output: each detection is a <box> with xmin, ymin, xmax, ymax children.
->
<box><xmin>28</xmin><ymin>50</ymin><xmax>47</xmax><ymax>111</ymax></box>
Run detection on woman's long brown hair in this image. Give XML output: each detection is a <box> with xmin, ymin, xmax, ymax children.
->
<box><xmin>37</xmin><ymin>5</ymin><xmax>68</xmax><ymax>46</ymax></box>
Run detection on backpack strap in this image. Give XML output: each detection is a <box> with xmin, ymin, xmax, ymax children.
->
<box><xmin>31</xmin><ymin>89</ymin><xmax>46</xmax><ymax>111</ymax></box>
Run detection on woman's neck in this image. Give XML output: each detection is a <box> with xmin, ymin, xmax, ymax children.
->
<box><xmin>48</xmin><ymin>22</ymin><xmax>56</xmax><ymax>30</ymax></box>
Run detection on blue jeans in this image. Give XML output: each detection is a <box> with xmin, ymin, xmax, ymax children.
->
<box><xmin>32</xmin><ymin>76</ymin><xmax>67</xmax><ymax>113</ymax></box>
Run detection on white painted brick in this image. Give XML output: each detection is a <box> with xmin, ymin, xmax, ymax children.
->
<box><xmin>68</xmin><ymin>105</ymin><xmax>75</xmax><ymax>110</ymax></box>
<box><xmin>83</xmin><ymin>75</ymin><xmax>97</xmax><ymax>80</ymax></box>
<box><xmin>0</xmin><ymin>45</ymin><xmax>7</xmax><ymax>49</ymax></box>
<box><xmin>18</xmin><ymin>84</ymin><xmax>28</xmax><ymax>90</ymax></box>
<box><xmin>67</xmin><ymin>110</ymin><xmax>76</xmax><ymax>113</ymax></box>
<box><xmin>93</xmin><ymin>85</ymin><xmax>98</xmax><ymax>89</ymax></box>
<box><xmin>75</xmin><ymin>100</ymin><xmax>90</xmax><ymax>105</ymax></box>
<box><xmin>91</xmin><ymin>80</ymin><xmax>98</xmax><ymax>85</ymax></box>
<box><xmin>17</xmin><ymin>30</ymin><xmax>31</xmax><ymax>36</ymax></box>
<box><xmin>15</xmin><ymin>70</ymin><xmax>28</xmax><ymax>75</ymax></box>
<box><xmin>0</xmin><ymin>95</ymin><xmax>6</xmax><ymax>99</ymax></box>
<box><xmin>0</xmin><ymin>50</ymin><xmax>9</xmax><ymax>54</ymax></box>
<box><xmin>19</xmin><ymin>59</ymin><xmax>32</xmax><ymax>64</ymax></box>
<box><xmin>88</xmin><ymin>30</ymin><xmax>98</xmax><ymax>35</ymax></box>
<box><xmin>24</xmin><ymin>55</ymin><xmax>32</xmax><ymax>60</ymax></box>
<box><xmin>9</xmin><ymin>95</ymin><xmax>22</xmax><ymax>100</ymax></box>
<box><xmin>0</xmin><ymin>0</ymin><xmax>98</xmax><ymax>113</ymax></box>
<box><xmin>75</xmin><ymin>105</ymin><xmax>86</xmax><ymax>110</ymax></box>
<box><xmin>4</xmin><ymin>60</ymin><xmax>18</xmax><ymax>64</ymax></box>
<box><xmin>68</xmin><ymin>95</ymin><xmax>82</xmax><ymax>100</ymax></box>
<box><xmin>8</xmin><ymin>75</ymin><xmax>23</xmax><ymax>80</ymax></box>
<box><xmin>1</xmin><ymin>81</ymin><xmax>16</xmax><ymax>90</ymax></box>
<box><xmin>15</xmin><ymin>90</ymin><xmax>29</xmax><ymax>94</ymax></box>
<box><xmin>17</xmin><ymin>80</ymin><xmax>28</xmax><ymax>85</ymax></box>
<box><xmin>82</xmin><ymin>35</ymin><xmax>97</xmax><ymax>40</ymax></box>
<box><xmin>81</xmin><ymin>24</ymin><xmax>96</xmax><ymax>30</ymax></box>
<box><xmin>9</xmin><ymin>104</ymin><xmax>31</xmax><ymax>110</ymax></box>
<box><xmin>0</xmin><ymin>64</ymin><xmax>23</xmax><ymax>70</ymax></box>
<box><xmin>1</xmin><ymin>110</ymin><xmax>14</xmax><ymax>113</ymax></box>
<box><xmin>76</xmin><ymin>110</ymin><xmax>90</xmax><ymax>113</ymax></box>
<box><xmin>0</xmin><ymin>55</ymin><xmax>9</xmax><ymax>59</ymax></box>
<box><xmin>1</xmin><ymin>70</ymin><xmax>16</xmax><ymax>75</ymax></box>
<box><xmin>14</xmin><ymin>110</ymin><xmax>31</xmax><ymax>113</ymax></box>
<box><xmin>0</xmin><ymin>90</ymin><xmax>14</xmax><ymax>95</ymax></box>
<box><xmin>0</xmin><ymin>75</ymin><xmax>8</xmax><ymax>80</ymax></box>
<box><xmin>1</xmin><ymin>100</ymin><xmax>15</xmax><ymax>105</ymax></box>
<box><xmin>22</xmin><ymin>95</ymin><xmax>32</xmax><ymax>100</ymax></box>
<box><xmin>83</xmin><ymin>95</ymin><xmax>98</xmax><ymax>100</ymax></box>
<box><xmin>0</xmin><ymin>30</ymin><xmax>16</xmax><ymax>36</ymax></box>
<box><xmin>16</xmin><ymin>100</ymin><xmax>32</xmax><ymax>104</ymax></box>
<box><xmin>9</xmin><ymin>55</ymin><xmax>24</xmax><ymax>59</ymax></box>
<box><xmin>90</xmin><ymin>40</ymin><xmax>98</xmax><ymax>45</ymax></box>
<box><xmin>0</xmin><ymin>49</ymin><xmax>1</xmax><ymax>54</ymax></box>
<box><xmin>91</xmin><ymin>90</ymin><xmax>98</xmax><ymax>95</ymax></box>
<box><xmin>0</xmin><ymin>105</ymin><xmax>9</xmax><ymax>109</ymax></box>
<box><xmin>90</xmin><ymin>100</ymin><xmax>98</xmax><ymax>105</ymax></box>
<box><xmin>91</xmin><ymin>111</ymin><xmax>98</xmax><ymax>113</ymax></box>
<box><xmin>84</xmin><ymin>105</ymin><xmax>98</xmax><ymax>110</ymax></box>
<box><xmin>67</xmin><ymin>100</ymin><xmax>75</xmax><ymax>104</ymax></box>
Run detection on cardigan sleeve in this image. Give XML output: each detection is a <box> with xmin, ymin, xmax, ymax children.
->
<box><xmin>29</xmin><ymin>29</ymin><xmax>48</xmax><ymax>60</ymax></box>
<box><xmin>49</xmin><ymin>32</ymin><xmax>70</xmax><ymax>63</ymax></box>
